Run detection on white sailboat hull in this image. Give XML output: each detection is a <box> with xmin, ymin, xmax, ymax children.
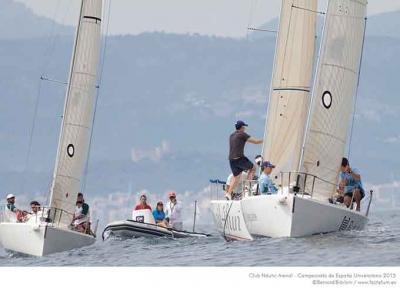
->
<box><xmin>210</xmin><ymin>194</ymin><xmax>368</xmax><ymax>239</ymax></box>
<box><xmin>0</xmin><ymin>222</ymin><xmax>95</xmax><ymax>257</ymax></box>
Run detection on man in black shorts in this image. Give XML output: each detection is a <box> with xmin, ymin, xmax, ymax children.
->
<box><xmin>226</xmin><ymin>120</ymin><xmax>263</xmax><ymax>200</ymax></box>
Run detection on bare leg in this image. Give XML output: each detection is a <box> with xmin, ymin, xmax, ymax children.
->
<box><xmin>227</xmin><ymin>173</ymin><xmax>242</xmax><ymax>196</ymax></box>
<box><xmin>343</xmin><ymin>195</ymin><xmax>352</xmax><ymax>208</ymax></box>
<box><xmin>354</xmin><ymin>189</ymin><xmax>361</xmax><ymax>211</ymax></box>
<box><xmin>247</xmin><ymin>166</ymin><xmax>255</xmax><ymax>181</ymax></box>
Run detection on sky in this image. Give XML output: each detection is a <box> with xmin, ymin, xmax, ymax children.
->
<box><xmin>14</xmin><ymin>0</ymin><xmax>400</xmax><ymax>37</ymax></box>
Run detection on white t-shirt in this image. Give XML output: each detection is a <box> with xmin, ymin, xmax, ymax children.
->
<box><xmin>165</xmin><ymin>200</ymin><xmax>182</xmax><ymax>226</ymax></box>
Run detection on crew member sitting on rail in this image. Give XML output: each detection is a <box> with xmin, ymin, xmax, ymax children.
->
<box><xmin>134</xmin><ymin>194</ymin><xmax>152</xmax><ymax>211</ymax></box>
<box><xmin>153</xmin><ymin>201</ymin><xmax>168</xmax><ymax>227</ymax></box>
<box><xmin>258</xmin><ymin>161</ymin><xmax>278</xmax><ymax>194</ymax></box>
<box><xmin>71</xmin><ymin>200</ymin><xmax>89</xmax><ymax>233</ymax></box>
<box><xmin>77</xmin><ymin>193</ymin><xmax>90</xmax><ymax>219</ymax></box>
<box><xmin>6</xmin><ymin>194</ymin><xmax>17</xmax><ymax>213</ymax></box>
<box><xmin>5</xmin><ymin>194</ymin><xmax>28</xmax><ymax>222</ymax></box>
<box><xmin>338</xmin><ymin>157</ymin><xmax>365</xmax><ymax>211</ymax></box>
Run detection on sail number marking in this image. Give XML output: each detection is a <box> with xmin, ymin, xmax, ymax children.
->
<box><xmin>67</xmin><ymin>144</ymin><xmax>75</xmax><ymax>157</ymax></box>
<box><xmin>322</xmin><ymin>91</ymin><xmax>332</xmax><ymax>109</ymax></box>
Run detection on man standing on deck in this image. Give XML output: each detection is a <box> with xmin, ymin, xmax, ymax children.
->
<box><xmin>226</xmin><ymin>120</ymin><xmax>263</xmax><ymax>200</ymax></box>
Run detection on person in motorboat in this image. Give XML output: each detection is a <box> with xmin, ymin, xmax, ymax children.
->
<box><xmin>134</xmin><ymin>194</ymin><xmax>152</xmax><ymax>211</ymax></box>
<box><xmin>337</xmin><ymin>157</ymin><xmax>365</xmax><ymax>211</ymax></box>
<box><xmin>153</xmin><ymin>201</ymin><xmax>168</xmax><ymax>227</ymax></box>
<box><xmin>258</xmin><ymin>161</ymin><xmax>278</xmax><ymax>194</ymax></box>
<box><xmin>71</xmin><ymin>200</ymin><xmax>90</xmax><ymax>233</ymax></box>
<box><xmin>226</xmin><ymin>120</ymin><xmax>263</xmax><ymax>200</ymax></box>
<box><xmin>165</xmin><ymin>191</ymin><xmax>183</xmax><ymax>230</ymax></box>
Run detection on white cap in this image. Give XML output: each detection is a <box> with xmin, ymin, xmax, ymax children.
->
<box><xmin>6</xmin><ymin>194</ymin><xmax>15</xmax><ymax>200</ymax></box>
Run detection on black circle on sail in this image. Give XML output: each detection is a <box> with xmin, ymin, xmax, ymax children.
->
<box><xmin>67</xmin><ymin>144</ymin><xmax>75</xmax><ymax>157</ymax></box>
<box><xmin>322</xmin><ymin>91</ymin><xmax>332</xmax><ymax>109</ymax></box>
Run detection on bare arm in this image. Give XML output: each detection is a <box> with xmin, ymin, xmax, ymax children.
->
<box><xmin>247</xmin><ymin>137</ymin><xmax>263</xmax><ymax>144</ymax></box>
<box><xmin>350</xmin><ymin>169</ymin><xmax>361</xmax><ymax>181</ymax></box>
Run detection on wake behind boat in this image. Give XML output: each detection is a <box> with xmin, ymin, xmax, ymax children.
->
<box><xmin>102</xmin><ymin>209</ymin><xmax>210</xmax><ymax>240</ymax></box>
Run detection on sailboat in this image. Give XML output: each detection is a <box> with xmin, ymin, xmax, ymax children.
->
<box><xmin>0</xmin><ymin>0</ymin><xmax>103</xmax><ymax>256</ymax></box>
<box><xmin>210</xmin><ymin>0</ymin><xmax>372</xmax><ymax>239</ymax></box>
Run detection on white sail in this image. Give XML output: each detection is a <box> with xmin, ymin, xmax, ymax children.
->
<box><xmin>301</xmin><ymin>0</ymin><xmax>367</xmax><ymax>200</ymax></box>
<box><xmin>49</xmin><ymin>0</ymin><xmax>103</xmax><ymax>226</ymax></box>
<box><xmin>262</xmin><ymin>0</ymin><xmax>317</xmax><ymax>182</ymax></box>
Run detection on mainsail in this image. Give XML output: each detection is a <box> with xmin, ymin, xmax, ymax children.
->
<box><xmin>262</xmin><ymin>0</ymin><xmax>317</xmax><ymax>181</ymax></box>
<box><xmin>49</xmin><ymin>0</ymin><xmax>103</xmax><ymax>225</ymax></box>
<box><xmin>301</xmin><ymin>0</ymin><xmax>367</xmax><ymax>200</ymax></box>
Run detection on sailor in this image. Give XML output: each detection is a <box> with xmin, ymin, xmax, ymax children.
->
<box><xmin>134</xmin><ymin>194</ymin><xmax>152</xmax><ymax>211</ymax></box>
<box><xmin>6</xmin><ymin>194</ymin><xmax>17</xmax><ymax>212</ymax></box>
<box><xmin>71</xmin><ymin>200</ymin><xmax>89</xmax><ymax>233</ymax></box>
<box><xmin>258</xmin><ymin>161</ymin><xmax>278</xmax><ymax>194</ymax></box>
<box><xmin>165</xmin><ymin>191</ymin><xmax>183</xmax><ymax>230</ymax></box>
<box><xmin>152</xmin><ymin>201</ymin><xmax>167</xmax><ymax>227</ymax></box>
<box><xmin>29</xmin><ymin>201</ymin><xmax>41</xmax><ymax>214</ymax></box>
<box><xmin>77</xmin><ymin>192</ymin><xmax>90</xmax><ymax>219</ymax></box>
<box><xmin>338</xmin><ymin>157</ymin><xmax>365</xmax><ymax>211</ymax></box>
<box><xmin>5</xmin><ymin>194</ymin><xmax>28</xmax><ymax>222</ymax></box>
<box><xmin>226</xmin><ymin>120</ymin><xmax>263</xmax><ymax>200</ymax></box>
<box><xmin>254</xmin><ymin>154</ymin><xmax>263</xmax><ymax>178</ymax></box>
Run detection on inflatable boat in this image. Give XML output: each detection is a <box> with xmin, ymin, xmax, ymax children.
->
<box><xmin>102</xmin><ymin>209</ymin><xmax>210</xmax><ymax>240</ymax></box>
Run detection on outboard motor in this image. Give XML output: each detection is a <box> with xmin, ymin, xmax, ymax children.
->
<box><xmin>131</xmin><ymin>209</ymin><xmax>156</xmax><ymax>225</ymax></box>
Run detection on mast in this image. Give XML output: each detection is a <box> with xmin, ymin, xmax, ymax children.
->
<box><xmin>262</xmin><ymin>0</ymin><xmax>317</xmax><ymax>182</ymax></box>
<box><xmin>300</xmin><ymin>0</ymin><xmax>368</xmax><ymax>200</ymax></box>
<box><xmin>49</xmin><ymin>0</ymin><xmax>103</xmax><ymax>226</ymax></box>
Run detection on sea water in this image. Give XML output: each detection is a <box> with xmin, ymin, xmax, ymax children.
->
<box><xmin>0</xmin><ymin>210</ymin><xmax>399</xmax><ymax>266</ymax></box>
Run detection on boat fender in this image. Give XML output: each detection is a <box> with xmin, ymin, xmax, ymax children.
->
<box><xmin>278</xmin><ymin>196</ymin><xmax>288</xmax><ymax>205</ymax></box>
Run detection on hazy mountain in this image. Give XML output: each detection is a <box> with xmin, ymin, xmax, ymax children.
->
<box><xmin>0</xmin><ymin>1</ymin><xmax>399</xmax><ymax>211</ymax></box>
<box><xmin>0</xmin><ymin>0</ymin><xmax>73</xmax><ymax>39</ymax></box>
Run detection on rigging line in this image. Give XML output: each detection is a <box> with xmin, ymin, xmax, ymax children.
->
<box><xmin>246</xmin><ymin>0</ymin><xmax>257</xmax><ymax>40</ymax></box>
<box><xmin>348</xmin><ymin>17</ymin><xmax>368</xmax><ymax>160</ymax></box>
<box><xmin>42</xmin><ymin>0</ymin><xmax>73</xmax><ymax>73</ymax></box>
<box><xmin>19</xmin><ymin>80</ymin><xmax>43</xmax><ymax>195</ymax></box>
<box><xmin>247</xmin><ymin>27</ymin><xmax>277</xmax><ymax>33</ymax></box>
<box><xmin>82</xmin><ymin>0</ymin><xmax>112</xmax><ymax>193</ymax></box>
<box><xmin>40</xmin><ymin>76</ymin><xmax>68</xmax><ymax>85</ymax></box>
<box><xmin>291</xmin><ymin>4</ymin><xmax>326</xmax><ymax>15</ymax></box>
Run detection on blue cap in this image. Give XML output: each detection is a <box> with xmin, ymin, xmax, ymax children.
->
<box><xmin>235</xmin><ymin>120</ymin><xmax>248</xmax><ymax>129</ymax></box>
<box><xmin>261</xmin><ymin>161</ymin><xmax>275</xmax><ymax>168</ymax></box>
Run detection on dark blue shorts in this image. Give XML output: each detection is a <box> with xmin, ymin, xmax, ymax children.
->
<box><xmin>229</xmin><ymin>156</ymin><xmax>253</xmax><ymax>177</ymax></box>
<box><xmin>344</xmin><ymin>187</ymin><xmax>365</xmax><ymax>200</ymax></box>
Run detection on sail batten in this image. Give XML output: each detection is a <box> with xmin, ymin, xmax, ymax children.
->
<box><xmin>301</xmin><ymin>0</ymin><xmax>367</xmax><ymax>200</ymax></box>
<box><xmin>49</xmin><ymin>0</ymin><xmax>103</xmax><ymax>226</ymax></box>
<box><xmin>262</xmin><ymin>0</ymin><xmax>317</xmax><ymax>181</ymax></box>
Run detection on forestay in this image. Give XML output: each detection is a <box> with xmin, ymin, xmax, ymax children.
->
<box><xmin>301</xmin><ymin>0</ymin><xmax>367</xmax><ymax>200</ymax></box>
<box><xmin>49</xmin><ymin>0</ymin><xmax>102</xmax><ymax>226</ymax></box>
<box><xmin>262</xmin><ymin>0</ymin><xmax>317</xmax><ymax>182</ymax></box>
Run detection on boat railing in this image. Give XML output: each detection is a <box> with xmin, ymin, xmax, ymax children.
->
<box><xmin>209</xmin><ymin>179</ymin><xmax>227</xmax><ymax>200</ymax></box>
<box><xmin>1</xmin><ymin>204</ymin><xmax>72</xmax><ymax>226</ymax></box>
<box><xmin>277</xmin><ymin>171</ymin><xmax>340</xmax><ymax>198</ymax></box>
